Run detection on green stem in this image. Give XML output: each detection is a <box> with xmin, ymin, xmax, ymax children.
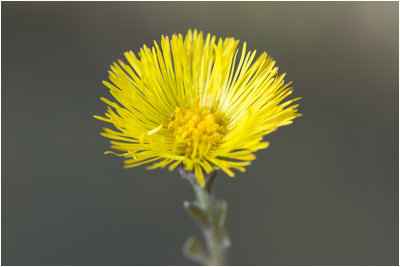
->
<box><xmin>181</xmin><ymin>169</ymin><xmax>230</xmax><ymax>266</ymax></box>
<box><xmin>192</xmin><ymin>182</ymin><xmax>225</xmax><ymax>265</ymax></box>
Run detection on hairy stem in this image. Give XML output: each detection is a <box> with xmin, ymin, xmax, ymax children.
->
<box><xmin>181</xmin><ymin>169</ymin><xmax>230</xmax><ymax>266</ymax></box>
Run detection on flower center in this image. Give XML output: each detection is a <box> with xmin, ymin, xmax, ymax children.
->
<box><xmin>168</xmin><ymin>97</ymin><xmax>225</xmax><ymax>156</ymax></box>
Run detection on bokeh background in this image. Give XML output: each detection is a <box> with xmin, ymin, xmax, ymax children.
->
<box><xmin>2</xmin><ymin>2</ymin><xmax>398</xmax><ymax>265</ymax></box>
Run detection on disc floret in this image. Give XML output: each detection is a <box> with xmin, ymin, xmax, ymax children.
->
<box><xmin>168</xmin><ymin>97</ymin><xmax>226</xmax><ymax>157</ymax></box>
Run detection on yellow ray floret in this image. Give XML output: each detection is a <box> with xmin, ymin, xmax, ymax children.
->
<box><xmin>94</xmin><ymin>29</ymin><xmax>301</xmax><ymax>187</ymax></box>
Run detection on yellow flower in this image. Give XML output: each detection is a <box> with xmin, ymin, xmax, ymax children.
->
<box><xmin>94</xmin><ymin>29</ymin><xmax>301</xmax><ymax>186</ymax></box>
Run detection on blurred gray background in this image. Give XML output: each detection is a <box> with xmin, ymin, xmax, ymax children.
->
<box><xmin>2</xmin><ymin>2</ymin><xmax>398</xmax><ymax>265</ymax></box>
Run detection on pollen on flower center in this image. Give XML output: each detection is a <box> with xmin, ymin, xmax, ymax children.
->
<box><xmin>168</xmin><ymin>97</ymin><xmax>225</xmax><ymax>156</ymax></box>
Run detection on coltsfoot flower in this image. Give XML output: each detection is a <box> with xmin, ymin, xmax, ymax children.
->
<box><xmin>95</xmin><ymin>29</ymin><xmax>301</xmax><ymax>186</ymax></box>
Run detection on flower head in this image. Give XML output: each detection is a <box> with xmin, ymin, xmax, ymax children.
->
<box><xmin>95</xmin><ymin>29</ymin><xmax>301</xmax><ymax>186</ymax></box>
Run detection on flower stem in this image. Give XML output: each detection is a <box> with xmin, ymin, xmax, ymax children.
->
<box><xmin>181</xmin><ymin>169</ymin><xmax>230</xmax><ymax>266</ymax></box>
